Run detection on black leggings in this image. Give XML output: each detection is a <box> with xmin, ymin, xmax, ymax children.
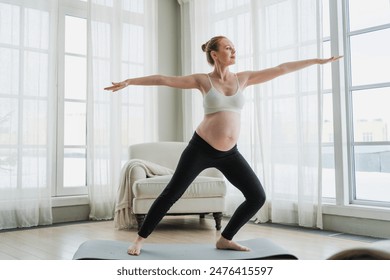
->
<box><xmin>138</xmin><ymin>132</ymin><xmax>266</xmax><ymax>240</ymax></box>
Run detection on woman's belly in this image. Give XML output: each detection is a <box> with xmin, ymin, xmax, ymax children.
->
<box><xmin>196</xmin><ymin>111</ymin><xmax>241</xmax><ymax>151</ymax></box>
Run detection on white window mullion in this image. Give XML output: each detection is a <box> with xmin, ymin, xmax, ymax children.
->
<box><xmin>16</xmin><ymin>5</ymin><xmax>25</xmax><ymax>191</ymax></box>
<box><xmin>55</xmin><ymin>6</ymin><xmax>65</xmax><ymax>197</ymax></box>
<box><xmin>328</xmin><ymin>0</ymin><xmax>351</xmax><ymax>206</ymax></box>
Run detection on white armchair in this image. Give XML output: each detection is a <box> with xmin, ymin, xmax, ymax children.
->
<box><xmin>126</xmin><ymin>142</ymin><xmax>227</xmax><ymax>230</ymax></box>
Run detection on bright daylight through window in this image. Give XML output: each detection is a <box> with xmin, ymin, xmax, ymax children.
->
<box><xmin>347</xmin><ymin>0</ymin><xmax>390</xmax><ymax>204</ymax></box>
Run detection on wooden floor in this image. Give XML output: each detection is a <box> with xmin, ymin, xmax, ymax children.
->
<box><xmin>0</xmin><ymin>215</ymin><xmax>380</xmax><ymax>260</ymax></box>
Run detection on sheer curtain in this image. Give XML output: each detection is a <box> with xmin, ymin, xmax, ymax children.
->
<box><xmin>0</xmin><ymin>0</ymin><xmax>57</xmax><ymax>229</ymax></box>
<box><xmin>180</xmin><ymin>0</ymin><xmax>323</xmax><ymax>228</ymax></box>
<box><xmin>87</xmin><ymin>0</ymin><xmax>157</xmax><ymax>220</ymax></box>
<box><xmin>0</xmin><ymin>0</ymin><xmax>157</xmax><ymax>229</ymax></box>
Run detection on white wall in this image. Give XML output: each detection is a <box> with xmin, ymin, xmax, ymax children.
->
<box><xmin>156</xmin><ymin>0</ymin><xmax>183</xmax><ymax>142</ymax></box>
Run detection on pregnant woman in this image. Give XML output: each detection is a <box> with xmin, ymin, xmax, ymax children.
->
<box><xmin>105</xmin><ymin>35</ymin><xmax>341</xmax><ymax>256</ymax></box>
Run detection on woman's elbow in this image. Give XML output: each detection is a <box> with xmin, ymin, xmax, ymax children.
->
<box><xmin>154</xmin><ymin>75</ymin><xmax>165</xmax><ymax>85</ymax></box>
<box><xmin>276</xmin><ymin>65</ymin><xmax>289</xmax><ymax>75</ymax></box>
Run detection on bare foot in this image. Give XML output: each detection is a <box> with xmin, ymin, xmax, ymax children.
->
<box><xmin>216</xmin><ymin>236</ymin><xmax>250</xmax><ymax>251</ymax></box>
<box><xmin>127</xmin><ymin>235</ymin><xmax>145</xmax><ymax>256</ymax></box>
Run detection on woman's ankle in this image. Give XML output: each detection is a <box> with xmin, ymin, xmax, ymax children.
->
<box><xmin>135</xmin><ymin>235</ymin><xmax>146</xmax><ymax>243</ymax></box>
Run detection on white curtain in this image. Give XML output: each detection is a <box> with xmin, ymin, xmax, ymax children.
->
<box><xmin>0</xmin><ymin>0</ymin><xmax>57</xmax><ymax>229</ymax></box>
<box><xmin>87</xmin><ymin>0</ymin><xmax>157</xmax><ymax>220</ymax></box>
<box><xmin>180</xmin><ymin>0</ymin><xmax>323</xmax><ymax>228</ymax></box>
<box><xmin>0</xmin><ymin>0</ymin><xmax>157</xmax><ymax>229</ymax></box>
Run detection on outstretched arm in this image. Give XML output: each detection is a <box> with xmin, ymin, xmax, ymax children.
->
<box><xmin>240</xmin><ymin>56</ymin><xmax>342</xmax><ymax>87</ymax></box>
<box><xmin>104</xmin><ymin>74</ymin><xmax>203</xmax><ymax>92</ymax></box>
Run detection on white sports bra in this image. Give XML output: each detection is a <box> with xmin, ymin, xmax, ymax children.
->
<box><xmin>203</xmin><ymin>74</ymin><xmax>245</xmax><ymax>115</ymax></box>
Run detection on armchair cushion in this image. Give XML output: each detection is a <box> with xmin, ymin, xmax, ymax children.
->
<box><xmin>133</xmin><ymin>175</ymin><xmax>226</xmax><ymax>199</ymax></box>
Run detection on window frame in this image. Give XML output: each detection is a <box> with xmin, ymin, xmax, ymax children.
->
<box><xmin>344</xmin><ymin>0</ymin><xmax>390</xmax><ymax>207</ymax></box>
<box><xmin>323</xmin><ymin>0</ymin><xmax>390</xmax><ymax>216</ymax></box>
<box><xmin>55</xmin><ymin>1</ymin><xmax>88</xmax><ymax>197</ymax></box>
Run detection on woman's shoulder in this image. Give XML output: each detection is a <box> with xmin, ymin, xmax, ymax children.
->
<box><xmin>192</xmin><ymin>72</ymin><xmax>210</xmax><ymax>79</ymax></box>
<box><xmin>235</xmin><ymin>71</ymin><xmax>253</xmax><ymax>88</ymax></box>
<box><xmin>189</xmin><ymin>73</ymin><xmax>211</xmax><ymax>94</ymax></box>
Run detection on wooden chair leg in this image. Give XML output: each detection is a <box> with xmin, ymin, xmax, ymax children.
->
<box><xmin>213</xmin><ymin>212</ymin><xmax>223</xmax><ymax>230</ymax></box>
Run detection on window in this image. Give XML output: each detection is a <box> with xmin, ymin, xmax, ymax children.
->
<box><xmin>57</xmin><ymin>12</ymin><xmax>88</xmax><ymax>196</ymax></box>
<box><xmin>346</xmin><ymin>0</ymin><xmax>390</xmax><ymax>204</ymax></box>
<box><xmin>0</xmin><ymin>2</ymin><xmax>52</xmax><ymax>191</ymax></box>
<box><xmin>320</xmin><ymin>0</ymin><xmax>390</xmax><ymax>208</ymax></box>
<box><xmin>0</xmin><ymin>0</ymin><xmax>155</xmax><ymax>198</ymax></box>
<box><xmin>54</xmin><ymin>0</ymin><xmax>155</xmax><ymax>197</ymax></box>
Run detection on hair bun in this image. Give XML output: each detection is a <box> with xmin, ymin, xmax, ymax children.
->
<box><xmin>201</xmin><ymin>42</ymin><xmax>208</xmax><ymax>52</ymax></box>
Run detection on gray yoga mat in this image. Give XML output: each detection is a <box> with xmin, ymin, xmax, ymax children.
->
<box><xmin>72</xmin><ymin>238</ymin><xmax>297</xmax><ymax>260</ymax></box>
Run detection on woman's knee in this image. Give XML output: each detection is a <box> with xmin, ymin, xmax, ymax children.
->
<box><xmin>257</xmin><ymin>192</ymin><xmax>266</xmax><ymax>208</ymax></box>
<box><xmin>247</xmin><ymin>184</ymin><xmax>266</xmax><ymax>209</ymax></box>
<box><xmin>249</xmin><ymin>195</ymin><xmax>265</xmax><ymax>209</ymax></box>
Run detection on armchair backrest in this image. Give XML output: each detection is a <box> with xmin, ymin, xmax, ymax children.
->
<box><xmin>129</xmin><ymin>142</ymin><xmax>223</xmax><ymax>178</ymax></box>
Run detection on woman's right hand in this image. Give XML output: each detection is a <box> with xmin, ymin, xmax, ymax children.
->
<box><xmin>104</xmin><ymin>80</ymin><xmax>128</xmax><ymax>92</ymax></box>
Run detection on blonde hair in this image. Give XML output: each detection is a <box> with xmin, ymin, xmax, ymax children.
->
<box><xmin>201</xmin><ymin>36</ymin><xmax>226</xmax><ymax>66</ymax></box>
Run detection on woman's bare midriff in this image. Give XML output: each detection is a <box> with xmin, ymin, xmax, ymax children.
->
<box><xmin>196</xmin><ymin>111</ymin><xmax>241</xmax><ymax>151</ymax></box>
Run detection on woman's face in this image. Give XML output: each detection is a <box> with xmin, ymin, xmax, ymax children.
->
<box><xmin>213</xmin><ymin>38</ymin><xmax>236</xmax><ymax>66</ymax></box>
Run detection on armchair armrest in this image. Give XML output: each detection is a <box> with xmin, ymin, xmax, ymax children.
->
<box><xmin>129</xmin><ymin>165</ymin><xmax>147</xmax><ymax>181</ymax></box>
<box><xmin>128</xmin><ymin>166</ymin><xmax>147</xmax><ymax>197</ymax></box>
